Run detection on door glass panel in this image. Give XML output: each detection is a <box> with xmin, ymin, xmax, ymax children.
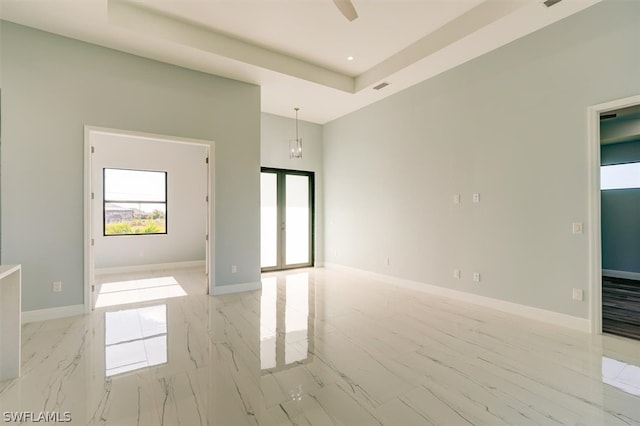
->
<box><xmin>285</xmin><ymin>175</ymin><xmax>310</xmax><ymax>265</ymax></box>
<box><xmin>261</xmin><ymin>173</ymin><xmax>278</xmax><ymax>268</ymax></box>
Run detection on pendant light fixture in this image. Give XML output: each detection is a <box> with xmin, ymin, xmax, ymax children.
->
<box><xmin>289</xmin><ymin>107</ymin><xmax>303</xmax><ymax>159</ymax></box>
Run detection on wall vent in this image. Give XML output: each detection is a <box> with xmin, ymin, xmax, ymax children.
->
<box><xmin>543</xmin><ymin>0</ymin><xmax>562</xmax><ymax>7</ymax></box>
<box><xmin>600</xmin><ymin>113</ymin><xmax>617</xmax><ymax>120</ymax></box>
<box><xmin>373</xmin><ymin>82</ymin><xmax>390</xmax><ymax>90</ymax></box>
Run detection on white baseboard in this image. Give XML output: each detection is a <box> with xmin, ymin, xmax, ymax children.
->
<box><xmin>96</xmin><ymin>260</ymin><xmax>206</xmax><ymax>276</ymax></box>
<box><xmin>212</xmin><ymin>281</ymin><xmax>261</xmax><ymax>296</ymax></box>
<box><xmin>603</xmin><ymin>269</ymin><xmax>640</xmax><ymax>281</ymax></box>
<box><xmin>325</xmin><ymin>263</ymin><xmax>590</xmax><ymax>333</ymax></box>
<box><xmin>22</xmin><ymin>304</ymin><xmax>85</xmax><ymax>324</ymax></box>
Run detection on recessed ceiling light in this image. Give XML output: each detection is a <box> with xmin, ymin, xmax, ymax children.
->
<box><xmin>347</xmin><ymin>56</ymin><xmax>354</xmax><ymax>61</ymax></box>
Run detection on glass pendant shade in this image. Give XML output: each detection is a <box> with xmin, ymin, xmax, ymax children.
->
<box><xmin>289</xmin><ymin>107</ymin><xmax>302</xmax><ymax>159</ymax></box>
<box><xmin>289</xmin><ymin>138</ymin><xmax>302</xmax><ymax>158</ymax></box>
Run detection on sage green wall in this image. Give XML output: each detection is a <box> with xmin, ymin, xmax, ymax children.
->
<box><xmin>0</xmin><ymin>22</ymin><xmax>261</xmax><ymax>311</ymax></box>
<box><xmin>323</xmin><ymin>0</ymin><xmax>640</xmax><ymax>319</ymax></box>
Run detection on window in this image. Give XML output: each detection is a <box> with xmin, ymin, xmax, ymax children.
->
<box><xmin>601</xmin><ymin>162</ymin><xmax>640</xmax><ymax>190</ymax></box>
<box><xmin>103</xmin><ymin>168</ymin><xmax>167</xmax><ymax>235</ymax></box>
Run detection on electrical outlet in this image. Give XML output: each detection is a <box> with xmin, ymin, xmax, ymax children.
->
<box><xmin>572</xmin><ymin>288</ymin><xmax>584</xmax><ymax>301</ymax></box>
<box><xmin>52</xmin><ymin>281</ymin><xmax>62</xmax><ymax>292</ymax></box>
<box><xmin>453</xmin><ymin>269</ymin><xmax>461</xmax><ymax>279</ymax></box>
<box><xmin>572</xmin><ymin>222</ymin><xmax>583</xmax><ymax>234</ymax></box>
<box><xmin>231</xmin><ymin>265</ymin><xmax>237</xmax><ymax>273</ymax></box>
<box><xmin>473</xmin><ymin>193</ymin><xmax>480</xmax><ymax>203</ymax></box>
<box><xmin>473</xmin><ymin>272</ymin><xmax>481</xmax><ymax>282</ymax></box>
<box><xmin>453</xmin><ymin>194</ymin><xmax>461</xmax><ymax>204</ymax></box>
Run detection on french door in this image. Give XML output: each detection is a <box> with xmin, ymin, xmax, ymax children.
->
<box><xmin>261</xmin><ymin>168</ymin><xmax>314</xmax><ymax>271</ymax></box>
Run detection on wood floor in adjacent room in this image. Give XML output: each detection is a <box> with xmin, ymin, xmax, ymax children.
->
<box><xmin>1</xmin><ymin>267</ymin><xmax>639</xmax><ymax>425</ymax></box>
<box><xmin>603</xmin><ymin>275</ymin><xmax>640</xmax><ymax>341</ymax></box>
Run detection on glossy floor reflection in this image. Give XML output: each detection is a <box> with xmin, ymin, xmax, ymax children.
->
<box><xmin>260</xmin><ymin>272</ymin><xmax>314</xmax><ymax>372</ymax></box>
<box><xmin>1</xmin><ymin>266</ymin><xmax>640</xmax><ymax>425</ymax></box>
<box><xmin>104</xmin><ymin>304</ymin><xmax>168</xmax><ymax>377</ymax></box>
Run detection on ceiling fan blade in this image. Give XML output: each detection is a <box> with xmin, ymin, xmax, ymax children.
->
<box><xmin>333</xmin><ymin>0</ymin><xmax>358</xmax><ymax>21</ymax></box>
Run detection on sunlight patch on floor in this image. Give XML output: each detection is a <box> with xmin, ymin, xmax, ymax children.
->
<box><xmin>95</xmin><ymin>276</ymin><xmax>187</xmax><ymax>308</ymax></box>
<box><xmin>602</xmin><ymin>356</ymin><xmax>640</xmax><ymax>397</ymax></box>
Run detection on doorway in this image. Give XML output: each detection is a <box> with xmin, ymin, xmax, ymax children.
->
<box><xmin>587</xmin><ymin>95</ymin><xmax>640</xmax><ymax>335</ymax></box>
<box><xmin>261</xmin><ymin>168</ymin><xmax>315</xmax><ymax>271</ymax></box>
<box><xmin>84</xmin><ymin>127</ymin><xmax>213</xmax><ymax>312</ymax></box>
<box><xmin>599</xmin><ymin>104</ymin><xmax>640</xmax><ymax>340</ymax></box>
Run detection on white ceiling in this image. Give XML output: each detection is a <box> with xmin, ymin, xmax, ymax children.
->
<box><xmin>0</xmin><ymin>0</ymin><xmax>601</xmax><ymax>124</ymax></box>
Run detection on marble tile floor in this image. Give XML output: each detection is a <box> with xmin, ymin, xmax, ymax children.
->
<box><xmin>1</xmin><ymin>267</ymin><xmax>639</xmax><ymax>425</ymax></box>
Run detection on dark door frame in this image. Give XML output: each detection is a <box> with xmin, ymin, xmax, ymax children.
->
<box><xmin>261</xmin><ymin>167</ymin><xmax>315</xmax><ymax>272</ymax></box>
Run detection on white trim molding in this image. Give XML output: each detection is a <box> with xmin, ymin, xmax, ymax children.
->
<box><xmin>325</xmin><ymin>263</ymin><xmax>591</xmax><ymax>333</ymax></box>
<box><xmin>602</xmin><ymin>269</ymin><xmax>640</xmax><ymax>281</ymax></box>
<box><xmin>212</xmin><ymin>281</ymin><xmax>262</xmax><ymax>296</ymax></box>
<box><xmin>95</xmin><ymin>260</ymin><xmax>206</xmax><ymax>276</ymax></box>
<box><xmin>22</xmin><ymin>304</ymin><xmax>85</xmax><ymax>324</ymax></box>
